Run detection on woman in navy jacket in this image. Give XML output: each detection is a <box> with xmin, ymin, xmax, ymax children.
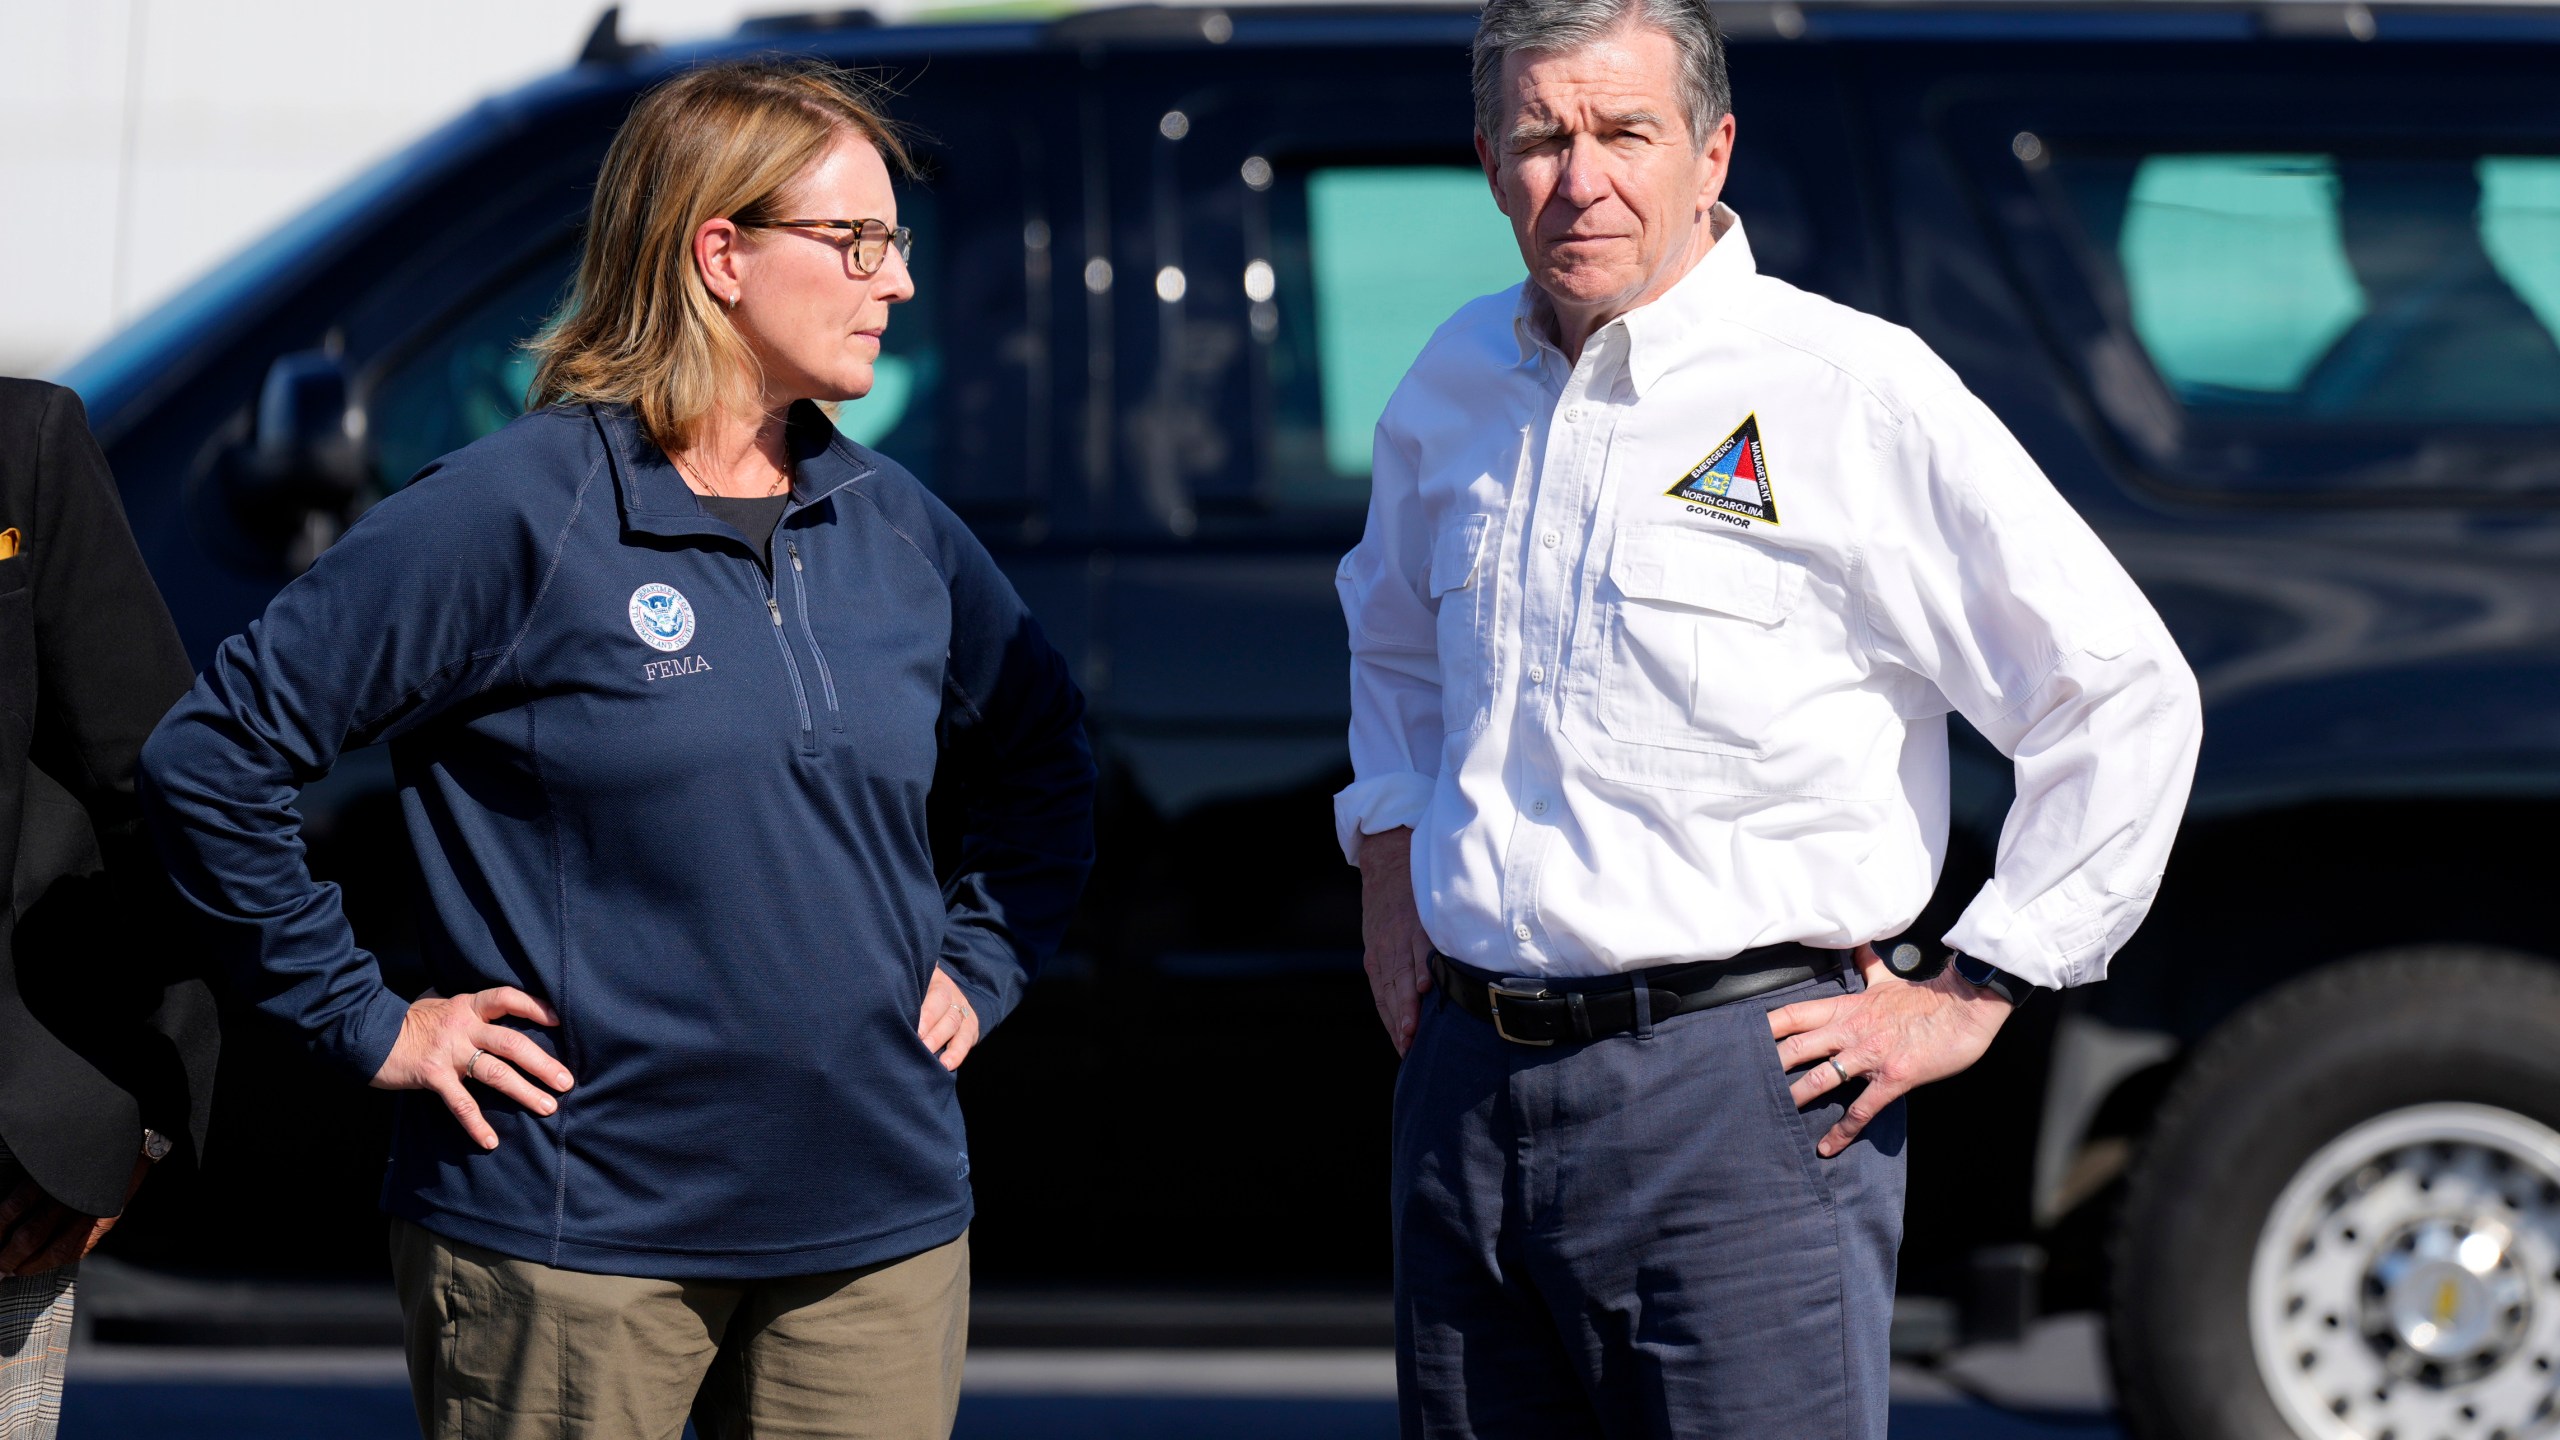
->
<box><xmin>140</xmin><ymin>60</ymin><xmax>1094</xmax><ymax>1437</ymax></box>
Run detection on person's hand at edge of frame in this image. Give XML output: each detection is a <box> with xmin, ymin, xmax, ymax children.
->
<box><xmin>1358</xmin><ymin>826</ymin><xmax>1434</xmax><ymax>1057</ymax></box>
<box><xmin>1768</xmin><ymin>943</ymin><xmax>2015</xmax><ymax>1158</ymax></box>
<box><xmin>918</xmin><ymin>967</ymin><xmax>980</xmax><ymax>1072</ymax></box>
<box><xmin>372</xmin><ymin>987</ymin><xmax>574</xmax><ymax>1151</ymax></box>
<box><xmin>0</xmin><ymin>1155</ymin><xmax>150</xmax><ymax>1277</ymax></box>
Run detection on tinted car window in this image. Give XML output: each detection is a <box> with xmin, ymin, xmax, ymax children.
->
<box><xmin>833</xmin><ymin>183</ymin><xmax>943</xmax><ymax>473</ymax></box>
<box><xmin>1263</xmin><ymin>163</ymin><xmax>1524</xmax><ymax>508</ymax></box>
<box><xmin>1942</xmin><ymin>96</ymin><xmax>2560</xmax><ymax>502</ymax></box>
<box><xmin>368</xmin><ymin>254</ymin><xmax>573</xmax><ymax>489</ymax></box>
<box><xmin>363</xmin><ymin>188</ymin><xmax>945</xmax><ymax>492</ymax></box>
<box><xmin>1124</xmin><ymin>37</ymin><xmax>1847</xmax><ymax>540</ymax></box>
<box><xmin>1254</xmin><ymin>153</ymin><xmax>1815</xmax><ymax>511</ymax></box>
<box><xmin>2482</xmin><ymin>157</ymin><xmax>2560</xmax><ymax>336</ymax></box>
<box><xmin>2074</xmin><ymin>151</ymin><xmax>2560</xmax><ymax>424</ymax></box>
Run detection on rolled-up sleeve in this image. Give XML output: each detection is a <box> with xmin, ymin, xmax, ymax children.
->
<box><xmin>1858</xmin><ymin>380</ymin><xmax>2203</xmax><ymax>990</ymax></box>
<box><xmin>1333</xmin><ymin>415</ymin><xmax>1445</xmax><ymax>863</ymax></box>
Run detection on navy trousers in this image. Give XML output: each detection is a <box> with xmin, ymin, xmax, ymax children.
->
<box><xmin>1391</xmin><ymin>965</ymin><xmax>1907</xmax><ymax>1440</ymax></box>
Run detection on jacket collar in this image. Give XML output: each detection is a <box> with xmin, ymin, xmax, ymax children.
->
<box><xmin>594</xmin><ymin>400</ymin><xmax>875</xmax><ymax>543</ymax></box>
<box><xmin>1511</xmin><ymin>202</ymin><xmax>1756</xmax><ymax>398</ymax></box>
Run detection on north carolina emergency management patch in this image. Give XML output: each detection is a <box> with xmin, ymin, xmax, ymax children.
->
<box><xmin>1666</xmin><ymin>413</ymin><xmax>1779</xmax><ymax>526</ymax></box>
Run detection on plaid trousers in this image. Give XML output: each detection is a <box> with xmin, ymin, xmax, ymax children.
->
<box><xmin>0</xmin><ymin>1138</ymin><xmax>74</xmax><ymax>1440</ymax></box>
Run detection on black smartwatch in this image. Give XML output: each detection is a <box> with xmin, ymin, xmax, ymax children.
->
<box><xmin>1950</xmin><ymin>952</ymin><xmax>2039</xmax><ymax>1007</ymax></box>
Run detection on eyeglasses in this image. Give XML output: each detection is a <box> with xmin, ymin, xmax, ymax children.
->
<box><xmin>761</xmin><ymin>218</ymin><xmax>914</xmax><ymax>277</ymax></box>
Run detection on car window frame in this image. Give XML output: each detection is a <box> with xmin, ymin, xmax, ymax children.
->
<box><xmin>337</xmin><ymin>85</ymin><xmax>1041</xmax><ymax>521</ymax></box>
<box><xmin>1936</xmin><ymin>69</ymin><xmax>2560</xmax><ymax>509</ymax></box>
<box><xmin>354</xmin><ymin>232</ymin><xmax>582</xmax><ymax>494</ymax></box>
<box><xmin>1107</xmin><ymin>40</ymin><xmax>1871</xmax><ymax>546</ymax></box>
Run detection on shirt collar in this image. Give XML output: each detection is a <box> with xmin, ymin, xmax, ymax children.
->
<box><xmin>1510</xmin><ymin>202</ymin><xmax>1756</xmax><ymax>397</ymax></box>
<box><xmin>596</xmin><ymin>399</ymin><xmax>874</xmax><ymax>542</ymax></box>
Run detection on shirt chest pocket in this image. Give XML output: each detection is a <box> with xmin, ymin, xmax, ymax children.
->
<box><xmin>1428</xmin><ymin>513</ymin><xmax>1496</xmax><ymax>732</ymax></box>
<box><xmin>1595</xmin><ymin>524</ymin><xmax>1808</xmax><ymax>758</ymax></box>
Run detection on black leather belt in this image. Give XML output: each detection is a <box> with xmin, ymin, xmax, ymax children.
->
<box><xmin>1430</xmin><ymin>944</ymin><xmax>1842</xmax><ymax>1047</ymax></box>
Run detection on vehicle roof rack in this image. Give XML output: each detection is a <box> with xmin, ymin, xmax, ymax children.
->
<box><xmin>577</xmin><ymin>5</ymin><xmax>658</xmax><ymax>66</ymax></box>
<box><xmin>1045</xmin><ymin>5</ymin><xmax>1246</xmax><ymax>44</ymax></box>
<box><xmin>737</xmin><ymin>9</ymin><xmax>884</xmax><ymax>35</ymax></box>
<box><xmin>722</xmin><ymin>0</ymin><xmax>2560</xmax><ymax>53</ymax></box>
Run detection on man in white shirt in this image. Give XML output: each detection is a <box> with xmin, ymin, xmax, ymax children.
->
<box><xmin>1333</xmin><ymin>0</ymin><xmax>2202</xmax><ymax>1434</ymax></box>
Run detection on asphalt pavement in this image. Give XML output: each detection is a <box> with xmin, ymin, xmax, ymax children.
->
<box><xmin>60</xmin><ymin>1315</ymin><xmax>2124</xmax><ymax>1439</ymax></box>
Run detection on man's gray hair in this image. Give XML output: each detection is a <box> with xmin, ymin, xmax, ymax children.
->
<box><xmin>1471</xmin><ymin>0</ymin><xmax>1731</xmax><ymax>150</ymax></box>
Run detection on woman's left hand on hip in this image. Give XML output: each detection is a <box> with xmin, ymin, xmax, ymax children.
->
<box><xmin>918</xmin><ymin>968</ymin><xmax>981</xmax><ymax>1071</ymax></box>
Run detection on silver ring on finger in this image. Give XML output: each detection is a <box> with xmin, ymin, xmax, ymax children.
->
<box><xmin>1825</xmin><ymin>1057</ymin><xmax>1853</xmax><ymax>1088</ymax></box>
<box><xmin>467</xmin><ymin>1049</ymin><xmax>488</xmax><ymax>1083</ymax></box>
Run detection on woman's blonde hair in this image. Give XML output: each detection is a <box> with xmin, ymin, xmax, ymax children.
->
<box><xmin>525</xmin><ymin>58</ymin><xmax>912</xmax><ymax>454</ymax></box>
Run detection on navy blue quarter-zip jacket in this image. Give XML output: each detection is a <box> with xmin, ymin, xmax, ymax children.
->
<box><xmin>140</xmin><ymin>402</ymin><xmax>1094</xmax><ymax>1278</ymax></box>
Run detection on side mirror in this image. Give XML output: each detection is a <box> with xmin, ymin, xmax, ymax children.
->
<box><xmin>227</xmin><ymin>350</ymin><xmax>371</xmax><ymax>571</ymax></box>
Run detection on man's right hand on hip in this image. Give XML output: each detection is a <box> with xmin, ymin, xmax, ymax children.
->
<box><xmin>1358</xmin><ymin>827</ymin><xmax>1434</xmax><ymax>1056</ymax></box>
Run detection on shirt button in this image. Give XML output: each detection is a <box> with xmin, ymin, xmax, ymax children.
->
<box><xmin>1528</xmin><ymin>663</ymin><xmax>1546</xmax><ymax>683</ymax></box>
<box><xmin>1531</xmin><ymin>798</ymin><xmax>1549</xmax><ymax>816</ymax></box>
<box><xmin>1564</xmin><ymin>406</ymin><xmax>1584</xmax><ymax>424</ymax></box>
<box><xmin>1513</xmin><ymin>922</ymin><xmax>1533</xmax><ymax>942</ymax></box>
<box><xmin>1542</xmin><ymin>530</ymin><xmax>1560</xmax><ymax>549</ymax></box>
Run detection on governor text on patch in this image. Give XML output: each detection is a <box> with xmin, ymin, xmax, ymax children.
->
<box><xmin>1666</xmin><ymin>413</ymin><xmax>1780</xmax><ymax>526</ymax></box>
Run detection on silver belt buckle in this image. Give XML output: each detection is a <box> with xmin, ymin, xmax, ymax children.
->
<box><xmin>1487</xmin><ymin>982</ymin><xmax>1556</xmax><ymax>1047</ymax></box>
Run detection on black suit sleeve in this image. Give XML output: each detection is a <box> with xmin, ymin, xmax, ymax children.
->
<box><xmin>10</xmin><ymin>386</ymin><xmax>213</xmax><ymax>1183</ymax></box>
<box><xmin>25</xmin><ymin>389</ymin><xmax>196</xmax><ymax>855</ymax></box>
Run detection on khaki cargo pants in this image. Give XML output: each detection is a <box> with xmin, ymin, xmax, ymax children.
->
<box><xmin>391</xmin><ymin>1219</ymin><xmax>967</xmax><ymax>1440</ymax></box>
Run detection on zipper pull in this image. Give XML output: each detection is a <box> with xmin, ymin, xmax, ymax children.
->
<box><xmin>788</xmin><ymin>541</ymin><xmax>803</xmax><ymax>572</ymax></box>
<box><xmin>766</xmin><ymin>597</ymin><xmax>783</xmax><ymax>627</ymax></box>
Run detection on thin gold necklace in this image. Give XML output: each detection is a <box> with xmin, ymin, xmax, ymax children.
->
<box><xmin>674</xmin><ymin>450</ymin><xmax>790</xmax><ymax>498</ymax></box>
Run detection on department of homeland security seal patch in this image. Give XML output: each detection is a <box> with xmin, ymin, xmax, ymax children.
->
<box><xmin>628</xmin><ymin>583</ymin><xmax>696</xmax><ymax>652</ymax></box>
<box><xmin>1667</xmin><ymin>413</ymin><xmax>1780</xmax><ymax>526</ymax></box>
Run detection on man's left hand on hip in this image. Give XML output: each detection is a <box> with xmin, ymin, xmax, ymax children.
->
<box><xmin>1769</xmin><ymin>945</ymin><xmax>2017</xmax><ymax>1158</ymax></box>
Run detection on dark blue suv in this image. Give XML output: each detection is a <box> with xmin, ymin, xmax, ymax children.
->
<box><xmin>60</xmin><ymin>5</ymin><xmax>2560</xmax><ymax>1436</ymax></box>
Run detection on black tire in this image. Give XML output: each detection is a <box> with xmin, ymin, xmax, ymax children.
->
<box><xmin>2108</xmin><ymin>946</ymin><xmax>2560</xmax><ymax>1440</ymax></box>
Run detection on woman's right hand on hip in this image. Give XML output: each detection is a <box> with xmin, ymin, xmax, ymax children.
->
<box><xmin>370</xmin><ymin>988</ymin><xmax>574</xmax><ymax>1150</ymax></box>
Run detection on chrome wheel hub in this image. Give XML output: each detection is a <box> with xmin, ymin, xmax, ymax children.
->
<box><xmin>2251</xmin><ymin>1104</ymin><xmax>2560</xmax><ymax>1440</ymax></box>
<box><xmin>2369</xmin><ymin>1217</ymin><xmax>2529</xmax><ymax>1380</ymax></box>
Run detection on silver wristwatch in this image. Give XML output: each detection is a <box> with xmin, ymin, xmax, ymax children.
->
<box><xmin>141</xmin><ymin>1128</ymin><xmax>173</xmax><ymax>1163</ymax></box>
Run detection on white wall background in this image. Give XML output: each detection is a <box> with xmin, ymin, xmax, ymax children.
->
<box><xmin>0</xmin><ymin>1</ymin><xmax>814</xmax><ymax>377</ymax></box>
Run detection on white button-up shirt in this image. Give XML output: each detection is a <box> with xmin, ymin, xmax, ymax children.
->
<box><xmin>1333</xmin><ymin>206</ymin><xmax>2202</xmax><ymax>990</ymax></box>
